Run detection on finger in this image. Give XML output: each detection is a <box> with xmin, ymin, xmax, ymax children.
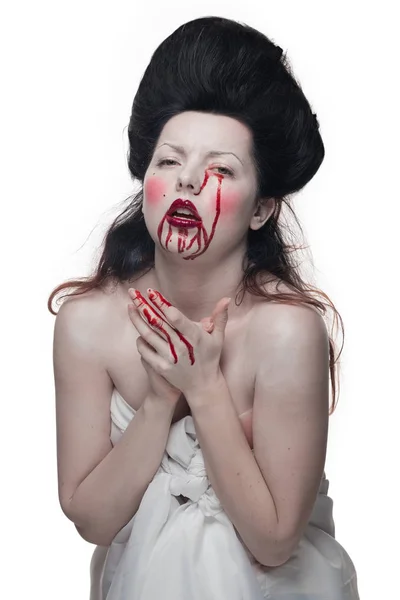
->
<box><xmin>147</xmin><ymin>288</ymin><xmax>172</xmax><ymax>321</ymax></box>
<box><xmin>146</xmin><ymin>287</ymin><xmax>195</xmax><ymax>338</ymax></box>
<box><xmin>136</xmin><ymin>336</ymin><xmax>170</xmax><ymax>373</ymax></box>
<box><xmin>139</xmin><ymin>354</ymin><xmax>157</xmax><ymax>377</ymax></box>
<box><xmin>138</xmin><ymin>287</ymin><xmax>196</xmax><ymax>365</ymax></box>
<box><xmin>147</xmin><ymin>288</ymin><xmax>184</xmax><ymax>333</ymax></box>
<box><xmin>128</xmin><ymin>305</ymin><xmax>174</xmax><ymax>361</ymax></box>
<box><xmin>211</xmin><ymin>297</ymin><xmax>231</xmax><ymax>334</ymax></box>
<box><xmin>129</xmin><ymin>288</ymin><xmax>175</xmax><ymax>336</ymax></box>
<box><xmin>147</xmin><ymin>289</ymin><xmax>212</xmax><ymax>334</ymax></box>
<box><xmin>199</xmin><ymin>316</ymin><xmax>214</xmax><ymax>333</ymax></box>
<box><xmin>129</xmin><ymin>289</ymin><xmax>184</xmax><ymax>360</ymax></box>
<box><xmin>129</xmin><ymin>288</ymin><xmax>171</xmax><ymax>326</ymax></box>
<box><xmin>140</xmin><ymin>355</ymin><xmax>151</xmax><ymax>373</ymax></box>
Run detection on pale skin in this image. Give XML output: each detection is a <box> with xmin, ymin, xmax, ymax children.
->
<box><xmin>55</xmin><ymin>111</ymin><xmax>329</xmax><ymax>566</ymax></box>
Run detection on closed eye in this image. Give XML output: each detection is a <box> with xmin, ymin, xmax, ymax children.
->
<box><xmin>157</xmin><ymin>159</ymin><xmax>178</xmax><ymax>167</ymax></box>
<box><xmin>156</xmin><ymin>159</ymin><xmax>234</xmax><ymax>177</ymax></box>
<box><xmin>214</xmin><ymin>166</ymin><xmax>234</xmax><ymax>177</ymax></box>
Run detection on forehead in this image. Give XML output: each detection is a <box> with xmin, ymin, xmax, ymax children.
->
<box><xmin>158</xmin><ymin>111</ymin><xmax>253</xmax><ymax>158</ymax></box>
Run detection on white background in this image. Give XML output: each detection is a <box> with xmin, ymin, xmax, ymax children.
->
<box><xmin>1</xmin><ymin>1</ymin><xmax>398</xmax><ymax>598</ymax></box>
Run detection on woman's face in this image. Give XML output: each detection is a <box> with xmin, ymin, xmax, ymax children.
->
<box><xmin>143</xmin><ymin>111</ymin><xmax>261</xmax><ymax>261</ymax></box>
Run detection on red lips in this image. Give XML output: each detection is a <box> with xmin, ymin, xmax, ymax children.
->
<box><xmin>167</xmin><ymin>199</ymin><xmax>201</xmax><ymax>221</ymax></box>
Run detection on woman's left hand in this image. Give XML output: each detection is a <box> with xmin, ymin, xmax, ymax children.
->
<box><xmin>127</xmin><ymin>287</ymin><xmax>231</xmax><ymax>397</ymax></box>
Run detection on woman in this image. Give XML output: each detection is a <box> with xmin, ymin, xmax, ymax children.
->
<box><xmin>49</xmin><ymin>16</ymin><xmax>360</xmax><ymax>599</ymax></box>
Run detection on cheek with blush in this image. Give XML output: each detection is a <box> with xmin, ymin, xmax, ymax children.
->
<box><xmin>220</xmin><ymin>189</ymin><xmax>246</xmax><ymax>219</ymax></box>
<box><xmin>144</xmin><ymin>176</ymin><xmax>167</xmax><ymax>207</ymax></box>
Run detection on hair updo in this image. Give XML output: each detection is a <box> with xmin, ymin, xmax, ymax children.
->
<box><xmin>128</xmin><ymin>16</ymin><xmax>323</xmax><ymax>197</ymax></box>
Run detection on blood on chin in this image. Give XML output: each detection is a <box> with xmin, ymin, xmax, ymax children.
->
<box><xmin>158</xmin><ymin>220</ymin><xmax>207</xmax><ymax>258</ymax></box>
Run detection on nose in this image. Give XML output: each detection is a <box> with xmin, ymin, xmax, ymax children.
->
<box><xmin>176</xmin><ymin>169</ymin><xmax>202</xmax><ymax>196</ymax></box>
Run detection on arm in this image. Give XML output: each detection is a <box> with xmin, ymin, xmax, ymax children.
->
<box><xmin>188</xmin><ymin>304</ymin><xmax>329</xmax><ymax>567</ymax></box>
<box><xmin>54</xmin><ymin>297</ymin><xmax>175</xmax><ymax>547</ymax></box>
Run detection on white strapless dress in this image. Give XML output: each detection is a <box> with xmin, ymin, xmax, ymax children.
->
<box><xmin>89</xmin><ymin>389</ymin><xmax>359</xmax><ymax>599</ymax></box>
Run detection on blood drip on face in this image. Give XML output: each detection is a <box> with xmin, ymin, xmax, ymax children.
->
<box><xmin>157</xmin><ymin>171</ymin><xmax>224</xmax><ymax>260</ymax></box>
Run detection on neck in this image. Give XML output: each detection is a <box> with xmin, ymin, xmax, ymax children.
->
<box><xmin>148</xmin><ymin>244</ymin><xmax>250</xmax><ymax>322</ymax></box>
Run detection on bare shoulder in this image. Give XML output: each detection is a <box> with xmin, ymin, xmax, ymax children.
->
<box><xmin>249</xmin><ymin>278</ymin><xmax>329</xmax><ymax>349</ymax></box>
<box><xmin>55</xmin><ymin>282</ymin><xmax>130</xmax><ymax>342</ymax></box>
<box><xmin>54</xmin><ymin>281</ymin><xmax>122</xmax><ymax>360</ymax></box>
<box><xmin>55</xmin><ymin>288</ymin><xmax>108</xmax><ymax>329</ymax></box>
<box><xmin>53</xmin><ymin>274</ymin><xmax>150</xmax><ymax>389</ymax></box>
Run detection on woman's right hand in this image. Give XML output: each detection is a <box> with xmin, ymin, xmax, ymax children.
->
<box><xmin>139</xmin><ymin>315</ymin><xmax>214</xmax><ymax>409</ymax></box>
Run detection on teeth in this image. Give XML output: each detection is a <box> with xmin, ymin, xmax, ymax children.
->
<box><xmin>173</xmin><ymin>209</ymin><xmax>197</xmax><ymax>218</ymax></box>
<box><xmin>176</xmin><ymin>209</ymin><xmax>194</xmax><ymax>216</ymax></box>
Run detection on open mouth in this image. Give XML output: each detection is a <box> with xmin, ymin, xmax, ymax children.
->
<box><xmin>170</xmin><ymin>209</ymin><xmax>200</xmax><ymax>219</ymax></box>
<box><xmin>166</xmin><ymin>200</ymin><xmax>202</xmax><ymax>227</ymax></box>
<box><xmin>166</xmin><ymin>213</ymin><xmax>201</xmax><ymax>227</ymax></box>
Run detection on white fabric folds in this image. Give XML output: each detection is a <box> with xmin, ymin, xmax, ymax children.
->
<box><xmin>89</xmin><ymin>389</ymin><xmax>359</xmax><ymax>599</ymax></box>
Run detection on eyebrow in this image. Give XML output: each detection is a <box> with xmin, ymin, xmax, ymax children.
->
<box><xmin>157</xmin><ymin>142</ymin><xmax>244</xmax><ymax>166</ymax></box>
